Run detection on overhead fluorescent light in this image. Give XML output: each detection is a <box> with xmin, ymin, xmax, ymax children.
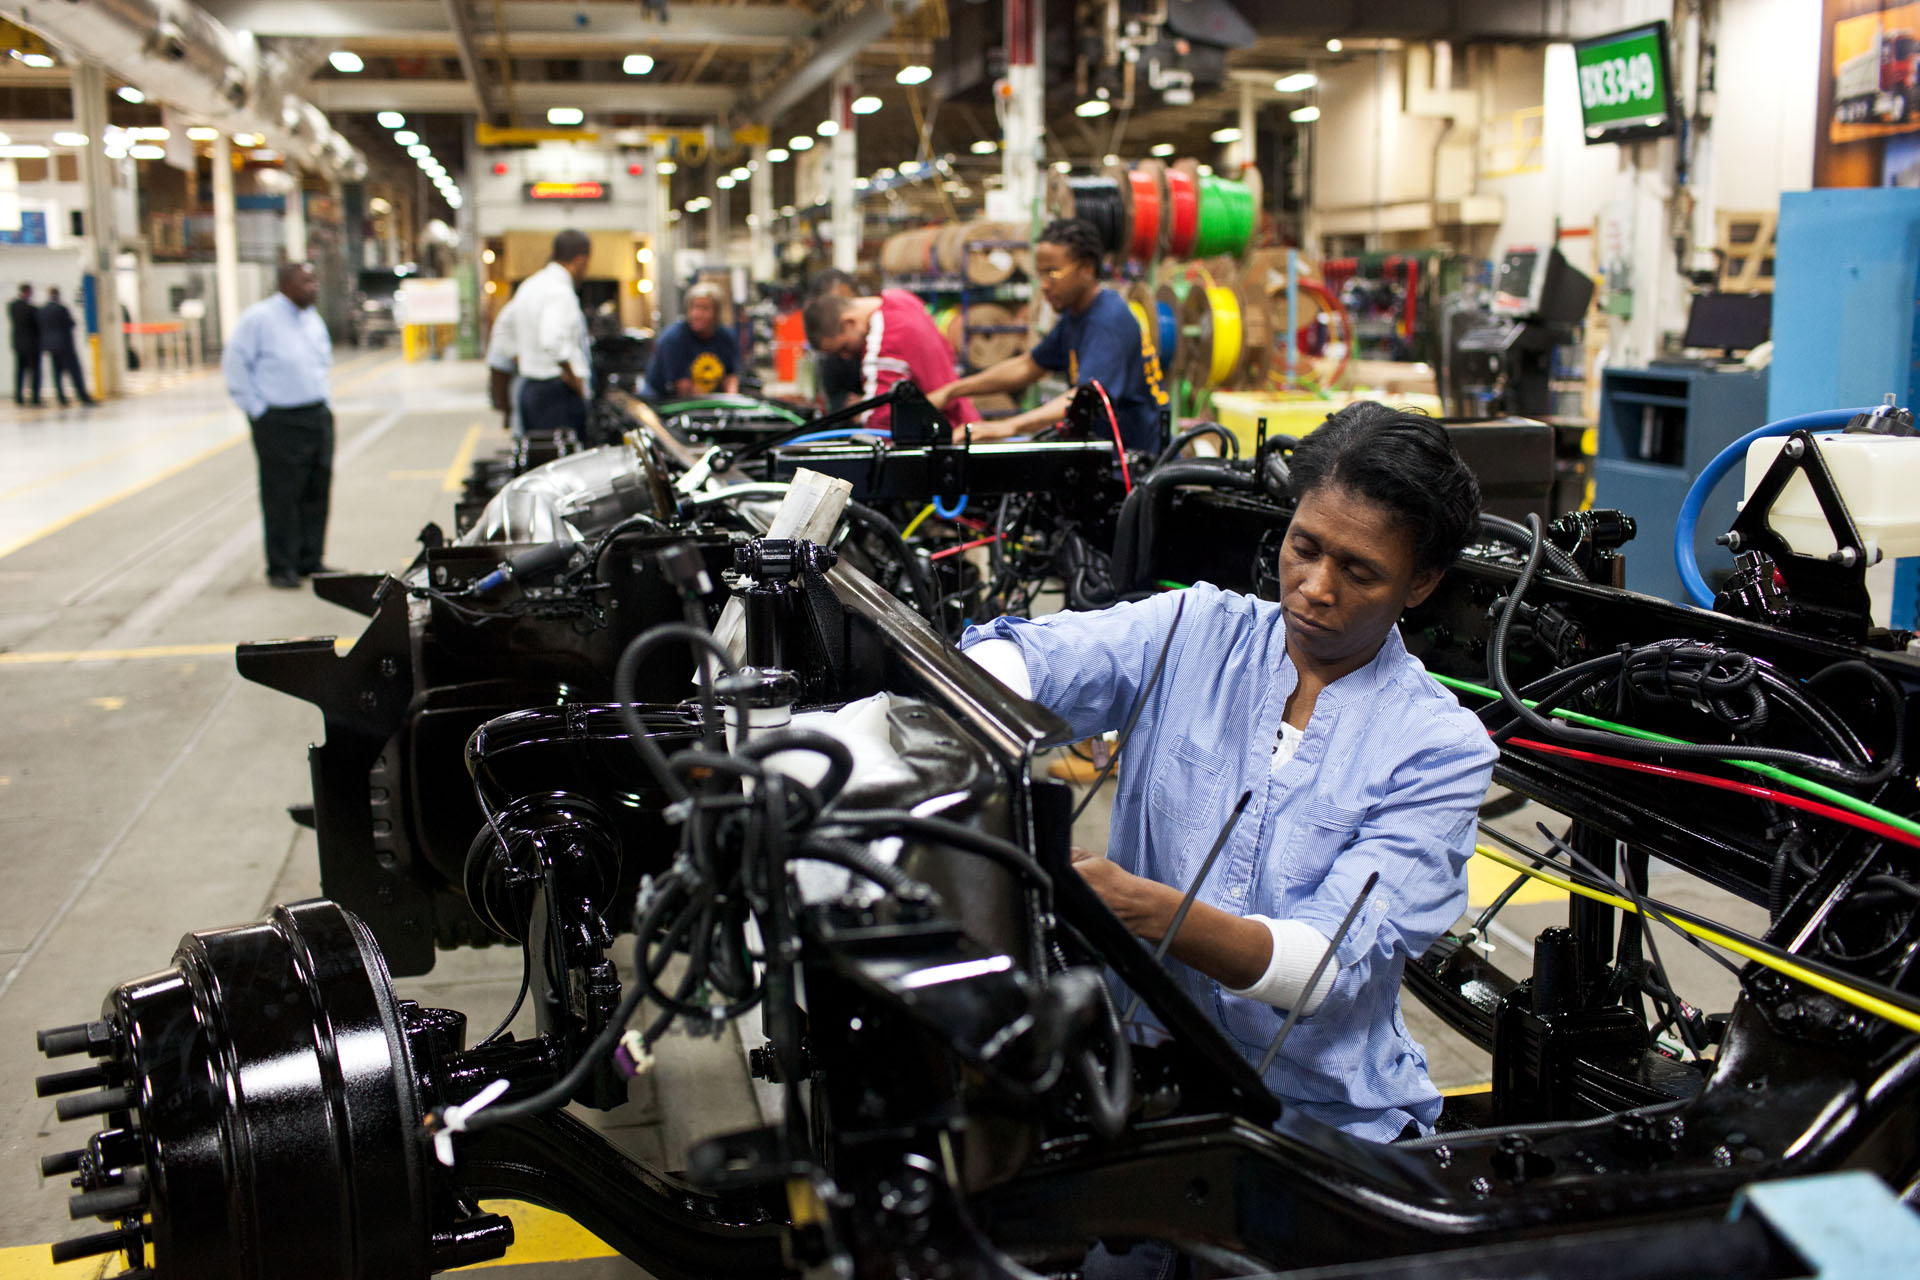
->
<box><xmin>1051</xmin><ymin>160</ymin><xmax>1071</xmax><ymax>173</ymax></box>
<box><xmin>116</xmin><ymin>86</ymin><xmax>145</xmax><ymax>104</ymax></box>
<box><xmin>766</xmin><ymin>148</ymin><xmax>788</xmax><ymax>163</ymax></box>
<box><xmin>234</xmin><ymin>133</ymin><xmax>263</xmax><ymax>147</ymax></box>
<box><xmin>1103</xmin><ymin>153</ymin><xmax>1120</xmax><ymax>166</ymax></box>
<box><xmin>1290</xmin><ymin>105</ymin><xmax>1321</xmax><ymax>123</ymax></box>
<box><xmin>875</xmin><ymin>167</ymin><xmax>895</xmax><ymax>179</ymax></box>
<box><xmin>636</xmin><ymin>247</ymin><xmax>651</xmax><ymax>263</ymax></box>
<box><xmin>895</xmin><ymin>64</ymin><xmax>931</xmax><ymax>85</ymax></box>
<box><xmin>1196</xmin><ymin>164</ymin><xmax>1213</xmax><ymax>176</ymax></box>
<box><xmin>377</xmin><ymin>112</ymin><xmax>405</xmax><ymax>129</ymax></box>
<box><xmin>328</xmin><ymin>51</ymin><xmax>364</xmax><ymax>73</ymax></box>
<box><xmin>187</xmin><ymin>127</ymin><xmax>219</xmax><ymax>141</ymax></box>
<box><xmin>788</xmin><ymin>135</ymin><xmax>814</xmax><ymax>151</ymax></box>
<box><xmin>18</xmin><ymin>52</ymin><xmax>54</xmax><ymax>69</ymax></box>
<box><xmin>623</xmin><ymin>54</ymin><xmax>654</xmax><ymax>75</ymax></box>
<box><xmin>134</xmin><ymin>145</ymin><xmax>170</xmax><ymax>161</ymax></box>
<box><xmin>715</xmin><ymin>175</ymin><xmax>734</xmax><ymax>189</ymax></box>
<box><xmin>731</xmin><ymin>166</ymin><xmax>750</xmax><ymax>180</ymax></box>
<box><xmin>1210</xmin><ymin>127</ymin><xmax>1240</xmax><ymax>143</ymax></box>
<box><xmin>637</xmin><ymin>278</ymin><xmax>652</xmax><ymax>292</ymax></box>
<box><xmin>1074</xmin><ymin>99</ymin><xmax>1109</xmax><ymax>118</ymax></box>
<box><xmin>1150</xmin><ymin>142</ymin><xmax>1175</xmax><ymax>157</ymax></box>
<box><xmin>780</xmin><ymin>204</ymin><xmax>795</xmax><ymax>216</ymax></box>
<box><xmin>1274</xmin><ymin>72</ymin><xmax>1317</xmax><ymax>93</ymax></box>
<box><xmin>408</xmin><ymin>144</ymin><xmax>430</xmax><ymax>158</ymax></box>
<box><xmin>1325</xmin><ymin>38</ymin><xmax>1343</xmax><ymax>52</ymax></box>
<box><xmin>392</xmin><ymin>130</ymin><xmax>419</xmax><ymax>146</ymax></box>
<box><xmin>818</xmin><ymin>119</ymin><xmax>839</xmax><ymax>137</ymax></box>
<box><xmin>132</xmin><ymin>127</ymin><xmax>169</xmax><ymax>140</ymax></box>
<box><xmin>0</xmin><ymin>144</ymin><xmax>49</xmax><ymax>157</ymax></box>
<box><xmin>51</xmin><ymin>131</ymin><xmax>87</xmax><ymax>147</ymax></box>
<box><xmin>547</xmin><ymin>107</ymin><xmax>585</xmax><ymax>126</ymax></box>
<box><xmin>656</xmin><ymin>160</ymin><xmax>677</xmax><ymax>174</ymax></box>
<box><xmin>970</xmin><ymin>139</ymin><xmax>997</xmax><ymax>154</ymax></box>
<box><xmin>854</xmin><ymin>176</ymin><xmax>870</xmax><ymax>189</ymax></box>
<box><xmin>852</xmin><ymin>95</ymin><xmax>881</xmax><ymax>115</ymax></box>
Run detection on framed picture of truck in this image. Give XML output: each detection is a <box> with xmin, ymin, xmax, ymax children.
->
<box><xmin>1831</xmin><ymin>4</ymin><xmax>1920</xmax><ymax>140</ymax></box>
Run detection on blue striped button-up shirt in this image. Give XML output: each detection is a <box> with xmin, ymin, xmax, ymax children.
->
<box><xmin>223</xmin><ymin>292</ymin><xmax>332</xmax><ymax>421</ymax></box>
<box><xmin>961</xmin><ymin>584</ymin><xmax>1497</xmax><ymax>1141</ymax></box>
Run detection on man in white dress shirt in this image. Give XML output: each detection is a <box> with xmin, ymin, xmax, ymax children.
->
<box><xmin>510</xmin><ymin>230</ymin><xmax>593</xmax><ymax>437</ymax></box>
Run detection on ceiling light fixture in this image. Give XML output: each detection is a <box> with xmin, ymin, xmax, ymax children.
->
<box><xmin>51</xmin><ymin>131</ymin><xmax>87</xmax><ymax>147</ymax></box>
<box><xmin>129</xmin><ymin>145</ymin><xmax>165</xmax><ymax>160</ymax></box>
<box><xmin>731</xmin><ymin>166</ymin><xmax>750</xmax><ymax>180</ymax></box>
<box><xmin>895</xmin><ymin>64</ymin><xmax>931</xmax><ymax>85</ymax></box>
<box><xmin>1290</xmin><ymin>105</ymin><xmax>1321</xmax><ymax>123</ymax></box>
<box><xmin>116</xmin><ymin>86</ymin><xmax>145</xmax><ymax>104</ymax></box>
<box><xmin>1210</xmin><ymin>126</ymin><xmax>1240</xmax><ymax>143</ymax></box>
<box><xmin>392</xmin><ymin>130</ymin><xmax>419</xmax><ymax>146</ymax></box>
<box><xmin>408</xmin><ymin>143</ymin><xmax>429</xmax><ymax>158</ymax></box>
<box><xmin>328</xmin><ymin>51</ymin><xmax>364</xmax><ymax>73</ymax></box>
<box><xmin>623</xmin><ymin>53</ymin><xmax>654</xmax><ymax>75</ymax></box>
<box><xmin>636</xmin><ymin>247</ymin><xmax>651</xmax><ymax>263</ymax></box>
<box><xmin>788</xmin><ymin>135</ymin><xmax>813</xmax><ymax>150</ymax></box>
<box><xmin>766</xmin><ymin>147</ymin><xmax>788</xmax><ymax>163</ymax></box>
<box><xmin>18</xmin><ymin>52</ymin><xmax>54</xmax><ymax>69</ymax></box>
<box><xmin>852</xmin><ymin>95</ymin><xmax>881</xmax><ymax>115</ymax></box>
<box><xmin>715</xmin><ymin>174</ymin><xmax>734</xmax><ymax>189</ymax></box>
<box><xmin>187</xmin><ymin>126</ymin><xmax>219</xmax><ymax>141</ymax></box>
<box><xmin>1325</xmin><ymin>38</ymin><xmax>1343</xmax><ymax>52</ymax></box>
<box><xmin>817</xmin><ymin>119</ymin><xmax>839</xmax><ymax>137</ymax></box>
<box><xmin>970</xmin><ymin>139</ymin><xmax>997</xmax><ymax>154</ymax></box>
<box><xmin>0</xmin><ymin>144</ymin><xmax>49</xmax><ymax>158</ymax></box>
<box><xmin>1051</xmin><ymin>160</ymin><xmax>1071</xmax><ymax>172</ymax></box>
<box><xmin>854</xmin><ymin>176</ymin><xmax>869</xmax><ymax>189</ymax></box>
<box><xmin>1274</xmin><ymin>72</ymin><xmax>1317</xmax><ymax>93</ymax></box>
<box><xmin>547</xmin><ymin>107</ymin><xmax>585</xmax><ymax>126</ymax></box>
<box><xmin>377</xmin><ymin>112</ymin><xmax>405</xmax><ymax>129</ymax></box>
<box><xmin>1150</xmin><ymin>142</ymin><xmax>1175</xmax><ymax>157</ymax></box>
<box><xmin>780</xmin><ymin>204</ymin><xmax>795</xmax><ymax>216</ymax></box>
<box><xmin>1103</xmin><ymin>153</ymin><xmax>1120</xmax><ymax>166</ymax></box>
<box><xmin>234</xmin><ymin>133</ymin><xmax>263</xmax><ymax>147</ymax></box>
<box><xmin>875</xmin><ymin>167</ymin><xmax>895</xmax><ymax>179</ymax></box>
<box><xmin>656</xmin><ymin>160</ymin><xmax>677</xmax><ymax>174</ymax></box>
<box><xmin>1074</xmin><ymin>99</ymin><xmax>1109</xmax><ymax>118</ymax></box>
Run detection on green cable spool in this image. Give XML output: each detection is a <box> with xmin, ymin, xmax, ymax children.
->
<box><xmin>1191</xmin><ymin>175</ymin><xmax>1255</xmax><ymax>258</ymax></box>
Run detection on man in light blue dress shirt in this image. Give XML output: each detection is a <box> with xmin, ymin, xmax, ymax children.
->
<box><xmin>223</xmin><ymin>262</ymin><xmax>333</xmax><ymax>589</ymax></box>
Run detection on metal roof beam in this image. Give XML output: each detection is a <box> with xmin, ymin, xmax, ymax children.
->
<box><xmin>304</xmin><ymin>78</ymin><xmax>736</xmax><ymax>115</ymax></box>
<box><xmin>201</xmin><ymin>2</ymin><xmax>816</xmax><ymax>49</ymax></box>
<box><xmin>745</xmin><ymin>0</ymin><xmax>921</xmax><ymax>124</ymax></box>
<box><xmin>439</xmin><ymin>0</ymin><xmax>505</xmax><ymax>123</ymax></box>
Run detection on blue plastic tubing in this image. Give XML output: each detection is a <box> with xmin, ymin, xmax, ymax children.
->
<box><xmin>783</xmin><ymin>427</ymin><xmax>891</xmax><ymax>446</ymax></box>
<box><xmin>933</xmin><ymin>494</ymin><xmax>968</xmax><ymax>520</ymax></box>
<box><xmin>1672</xmin><ymin>407</ymin><xmax>1871</xmax><ymax>606</ymax></box>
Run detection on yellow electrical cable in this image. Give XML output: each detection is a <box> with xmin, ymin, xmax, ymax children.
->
<box><xmin>901</xmin><ymin>503</ymin><xmax>938</xmax><ymax>539</ymax></box>
<box><xmin>1202</xmin><ymin>286</ymin><xmax>1242</xmax><ymax>387</ymax></box>
<box><xmin>1127</xmin><ymin>300</ymin><xmax>1153</xmax><ymax>353</ymax></box>
<box><xmin>1472</xmin><ymin>844</ymin><xmax>1920</xmax><ymax>1037</ymax></box>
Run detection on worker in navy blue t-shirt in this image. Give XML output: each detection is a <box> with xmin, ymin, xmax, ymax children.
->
<box><xmin>926</xmin><ymin>218</ymin><xmax>1167</xmax><ymax>452</ymax></box>
<box><xmin>645</xmin><ymin>281</ymin><xmax>739</xmax><ymax>398</ymax></box>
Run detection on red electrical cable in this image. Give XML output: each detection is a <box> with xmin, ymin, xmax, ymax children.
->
<box><xmin>1127</xmin><ymin>167</ymin><xmax>1161</xmax><ymax>261</ymax></box>
<box><xmin>1506</xmin><ymin>736</ymin><xmax>1920</xmax><ymax>851</ymax></box>
<box><xmin>1090</xmin><ymin>379</ymin><xmax>1132</xmax><ymax>493</ymax></box>
<box><xmin>929</xmin><ymin>535</ymin><xmax>1000</xmax><ymax>561</ymax></box>
<box><xmin>1164</xmin><ymin>168</ymin><xmax>1199</xmax><ymax>257</ymax></box>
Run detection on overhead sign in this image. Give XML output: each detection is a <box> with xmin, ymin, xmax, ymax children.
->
<box><xmin>524</xmin><ymin>180</ymin><xmax>609</xmax><ymax>202</ymax></box>
<box><xmin>1572</xmin><ymin>21</ymin><xmax>1677</xmax><ymax>144</ymax></box>
<box><xmin>395</xmin><ymin>278</ymin><xmax>460</xmax><ymax>326</ymax></box>
<box><xmin>477</xmin><ymin>124</ymin><xmax>602</xmax><ymax>146</ymax></box>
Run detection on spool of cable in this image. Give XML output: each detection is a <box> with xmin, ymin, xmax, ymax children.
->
<box><xmin>961</xmin><ymin>220</ymin><xmax>1030</xmax><ymax>286</ymax></box>
<box><xmin>1127</xmin><ymin>167</ymin><xmax>1162</xmax><ymax>261</ymax></box>
<box><xmin>1191</xmin><ymin>175</ymin><xmax>1256</xmax><ymax>258</ymax></box>
<box><xmin>1235</xmin><ymin>278</ymin><xmax>1271</xmax><ymax>382</ymax></box>
<box><xmin>1164</xmin><ymin>167</ymin><xmax>1200</xmax><ymax>257</ymax></box>
<box><xmin>1154</xmin><ymin>283</ymin><xmax>1187</xmax><ymax>370</ymax></box>
<box><xmin>1180</xmin><ymin>284</ymin><xmax>1244</xmax><ymax>388</ymax></box>
<box><xmin>933</xmin><ymin>222</ymin><xmax>969</xmax><ymax>278</ymax></box>
<box><xmin>1057</xmin><ymin>174</ymin><xmax>1129</xmax><ymax>259</ymax></box>
<box><xmin>881</xmin><ymin>226</ymin><xmax>940</xmax><ymax>276</ymax></box>
<box><xmin>964</xmin><ymin>302</ymin><xmax>1024</xmax><ymax>368</ymax></box>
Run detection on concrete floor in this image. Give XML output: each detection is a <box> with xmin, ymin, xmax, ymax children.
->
<box><xmin>0</xmin><ymin>358</ymin><xmax>1764</xmax><ymax>1276</ymax></box>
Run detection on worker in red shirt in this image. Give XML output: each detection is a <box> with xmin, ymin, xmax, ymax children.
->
<box><xmin>803</xmin><ymin>288</ymin><xmax>980</xmax><ymax>433</ymax></box>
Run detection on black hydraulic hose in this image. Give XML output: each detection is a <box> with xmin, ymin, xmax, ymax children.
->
<box><xmin>612</xmin><ymin>623</ymin><xmax>738</xmax><ymax>803</ymax></box>
<box><xmin>587</xmin><ymin>511</ymin><xmax>675</xmax><ymax>583</ymax></box>
<box><xmin>815</xmin><ymin>811</ymin><xmax>1052</xmax><ymax>897</ymax></box>
<box><xmin>1478</xmin><ymin>512</ymin><xmax>1586</xmax><ymax>580</ymax></box>
<box><xmin>1153</xmin><ymin>422</ymin><xmax>1239</xmax><ymax>471</ymax></box>
<box><xmin>734</xmin><ymin>729</ymin><xmax>857</xmax><ymax>809</ymax></box>
<box><xmin>1109</xmin><ymin>461</ymin><xmax>1264</xmax><ymax>595</ymax></box>
<box><xmin>793</xmin><ymin>836</ymin><xmax>940</xmax><ymax>906</ymax></box>
<box><xmin>843</xmin><ymin>500</ymin><xmax>940</xmax><ymax>623</ymax></box>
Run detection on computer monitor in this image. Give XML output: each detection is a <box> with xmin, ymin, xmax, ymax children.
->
<box><xmin>1492</xmin><ymin>246</ymin><xmax>1595</xmax><ymax>325</ymax></box>
<box><xmin>1681</xmin><ymin>292</ymin><xmax>1771</xmax><ymax>356</ymax></box>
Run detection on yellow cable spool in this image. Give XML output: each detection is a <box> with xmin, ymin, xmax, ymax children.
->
<box><xmin>1182</xmin><ymin>285</ymin><xmax>1242</xmax><ymax>388</ymax></box>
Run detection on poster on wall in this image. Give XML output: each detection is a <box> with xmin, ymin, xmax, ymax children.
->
<box><xmin>1816</xmin><ymin>1</ymin><xmax>1920</xmax><ymax>184</ymax></box>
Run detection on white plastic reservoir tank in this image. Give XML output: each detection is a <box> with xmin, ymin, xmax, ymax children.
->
<box><xmin>1741</xmin><ymin>431</ymin><xmax>1920</xmax><ymax>629</ymax></box>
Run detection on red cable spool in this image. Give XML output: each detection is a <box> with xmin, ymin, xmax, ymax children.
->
<box><xmin>1164</xmin><ymin>167</ymin><xmax>1199</xmax><ymax>257</ymax></box>
<box><xmin>1127</xmin><ymin>167</ymin><xmax>1161</xmax><ymax>261</ymax></box>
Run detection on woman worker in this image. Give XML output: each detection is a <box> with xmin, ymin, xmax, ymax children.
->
<box><xmin>961</xmin><ymin>402</ymin><xmax>1497</xmax><ymax>1153</ymax></box>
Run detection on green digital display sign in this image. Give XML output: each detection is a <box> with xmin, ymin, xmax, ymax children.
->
<box><xmin>1573</xmin><ymin>21</ymin><xmax>1678</xmax><ymax>144</ymax></box>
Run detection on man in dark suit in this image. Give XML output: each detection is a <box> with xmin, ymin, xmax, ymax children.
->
<box><xmin>9</xmin><ymin>283</ymin><xmax>41</xmax><ymax>405</ymax></box>
<box><xmin>39</xmin><ymin>287</ymin><xmax>93</xmax><ymax>406</ymax></box>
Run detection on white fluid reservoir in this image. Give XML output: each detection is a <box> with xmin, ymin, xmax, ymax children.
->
<box><xmin>1741</xmin><ymin>432</ymin><xmax>1920</xmax><ymax>629</ymax></box>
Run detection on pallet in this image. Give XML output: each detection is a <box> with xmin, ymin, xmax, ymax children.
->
<box><xmin>1717</xmin><ymin>210</ymin><xmax>1776</xmax><ymax>293</ymax></box>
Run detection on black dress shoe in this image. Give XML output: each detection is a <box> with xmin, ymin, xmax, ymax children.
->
<box><xmin>267</xmin><ymin>571</ymin><xmax>302</xmax><ymax>590</ymax></box>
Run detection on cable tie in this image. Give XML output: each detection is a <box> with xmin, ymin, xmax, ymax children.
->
<box><xmin>429</xmin><ymin>1078</ymin><xmax>510</xmax><ymax>1167</ymax></box>
<box><xmin>662</xmin><ymin>798</ymin><xmax>693</xmax><ymax>825</ymax></box>
<box><xmin>615</xmin><ymin>1030</ymin><xmax>656</xmax><ymax>1079</ymax></box>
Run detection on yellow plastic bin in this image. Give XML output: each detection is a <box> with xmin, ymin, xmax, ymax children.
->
<box><xmin>1208</xmin><ymin>390</ymin><xmax>1444</xmax><ymax>454</ymax></box>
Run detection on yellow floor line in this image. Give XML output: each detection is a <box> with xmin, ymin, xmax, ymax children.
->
<box><xmin>0</xmin><ymin>1240</ymin><xmax>128</xmax><ymax>1278</ymax></box>
<box><xmin>451</xmin><ymin>1201</ymin><xmax>620</xmax><ymax>1270</ymax></box>
<box><xmin>0</xmin><ymin>434</ymin><xmax>248</xmax><ymax>564</ymax></box>
<box><xmin>0</xmin><ymin>410</ymin><xmax>231</xmax><ymax>504</ymax></box>
<box><xmin>0</xmin><ymin>638</ymin><xmax>351</xmax><ymax>666</ymax></box>
<box><xmin>442</xmin><ymin>422</ymin><xmax>487</xmax><ymax>493</ymax></box>
<box><xmin>1441</xmin><ymin>1081</ymin><xmax>1492</xmax><ymax>1097</ymax></box>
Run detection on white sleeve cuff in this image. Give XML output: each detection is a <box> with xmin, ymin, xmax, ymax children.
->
<box><xmin>1223</xmin><ymin>916</ymin><xmax>1338</xmax><ymax>1016</ymax></box>
<box><xmin>962</xmin><ymin>637</ymin><xmax>1035</xmax><ymax>700</ymax></box>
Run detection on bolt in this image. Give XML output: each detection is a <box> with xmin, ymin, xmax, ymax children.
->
<box><xmin>1715</xmin><ymin>532</ymin><xmax>1742</xmax><ymax>549</ymax></box>
<box><xmin>1828</xmin><ymin>548</ymin><xmax>1860</xmax><ymax>568</ymax></box>
<box><xmin>1470</xmin><ymin>1176</ymin><xmax>1492</xmax><ymax>1197</ymax></box>
<box><xmin>379</xmin><ymin>657</ymin><xmax>399</xmax><ymax>678</ymax></box>
<box><xmin>1785</xmin><ymin>438</ymin><xmax>1806</xmax><ymax>458</ymax></box>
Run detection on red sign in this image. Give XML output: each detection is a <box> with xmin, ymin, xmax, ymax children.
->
<box><xmin>524</xmin><ymin>180</ymin><xmax>609</xmax><ymax>201</ymax></box>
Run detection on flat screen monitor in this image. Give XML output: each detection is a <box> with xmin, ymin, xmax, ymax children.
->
<box><xmin>1492</xmin><ymin>247</ymin><xmax>1595</xmax><ymax>325</ymax></box>
<box><xmin>1491</xmin><ymin>249</ymin><xmax>1540</xmax><ymax>317</ymax></box>
<box><xmin>1682</xmin><ymin>292</ymin><xmax>1771</xmax><ymax>355</ymax></box>
<box><xmin>1573</xmin><ymin>20</ymin><xmax>1679</xmax><ymax>145</ymax></box>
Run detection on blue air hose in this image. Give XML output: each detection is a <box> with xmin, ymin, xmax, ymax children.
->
<box><xmin>933</xmin><ymin>494</ymin><xmax>968</xmax><ymax>520</ymax></box>
<box><xmin>1673</xmin><ymin>407</ymin><xmax>1870</xmax><ymax>607</ymax></box>
<box><xmin>783</xmin><ymin>427</ymin><xmax>891</xmax><ymax>446</ymax></box>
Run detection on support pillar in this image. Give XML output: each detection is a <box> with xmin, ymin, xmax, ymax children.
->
<box><xmin>749</xmin><ymin>143</ymin><xmax>773</xmax><ymax>282</ymax></box>
<box><xmin>1001</xmin><ymin>0</ymin><xmax>1043</xmax><ymax>229</ymax></box>
<box><xmin>212</xmin><ymin>133</ymin><xmax>241</xmax><ymax>344</ymax></box>
<box><xmin>1234</xmin><ymin>80</ymin><xmax>1257</xmax><ymax>172</ymax></box>
<box><xmin>284</xmin><ymin>167</ymin><xmax>308</xmax><ymax>264</ymax></box>
<box><xmin>72</xmin><ymin>62</ymin><xmax>125</xmax><ymax>396</ymax></box>
<box><xmin>829</xmin><ymin>71</ymin><xmax>859</xmax><ymax>272</ymax></box>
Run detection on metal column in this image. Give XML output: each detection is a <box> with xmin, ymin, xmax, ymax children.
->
<box><xmin>212</xmin><ymin>133</ymin><xmax>241</xmax><ymax>344</ymax></box>
<box><xmin>72</xmin><ymin>61</ymin><xmax>125</xmax><ymax>396</ymax></box>
<box><xmin>749</xmin><ymin>143</ymin><xmax>773</xmax><ymax>283</ymax></box>
<box><xmin>1234</xmin><ymin>80</ymin><xmax>1256</xmax><ymax>172</ymax></box>
<box><xmin>285</xmin><ymin>168</ymin><xmax>308</xmax><ymax>264</ymax></box>
<box><xmin>829</xmin><ymin>71</ymin><xmax>858</xmax><ymax>272</ymax></box>
<box><xmin>1000</xmin><ymin>0</ymin><xmax>1042</xmax><ymax>230</ymax></box>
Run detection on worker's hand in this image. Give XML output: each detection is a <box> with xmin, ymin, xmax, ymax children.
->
<box><xmin>673</xmin><ymin>377</ymin><xmax>695</xmax><ymax>397</ymax></box>
<box><xmin>925</xmin><ymin>383</ymin><xmax>953</xmax><ymax>411</ymax></box>
<box><xmin>969</xmin><ymin>419</ymin><xmax>1021</xmax><ymax>442</ymax></box>
<box><xmin>1072</xmin><ymin>848</ymin><xmax>1168</xmax><ymax>942</ymax></box>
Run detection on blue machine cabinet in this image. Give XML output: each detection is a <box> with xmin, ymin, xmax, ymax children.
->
<box><xmin>1593</xmin><ymin>365</ymin><xmax>1768</xmax><ymax>603</ymax></box>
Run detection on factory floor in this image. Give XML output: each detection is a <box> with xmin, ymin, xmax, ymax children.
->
<box><xmin>0</xmin><ymin>356</ymin><xmax>1765</xmax><ymax>1278</ymax></box>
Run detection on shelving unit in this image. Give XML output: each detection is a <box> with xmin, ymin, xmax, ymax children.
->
<box><xmin>887</xmin><ymin>236</ymin><xmax>1034</xmax><ymax>418</ymax></box>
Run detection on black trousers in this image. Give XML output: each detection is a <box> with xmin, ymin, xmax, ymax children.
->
<box><xmin>518</xmin><ymin>376</ymin><xmax>586</xmax><ymax>437</ymax></box>
<box><xmin>13</xmin><ymin>344</ymin><xmax>39</xmax><ymax>404</ymax></box>
<box><xmin>249</xmin><ymin>402</ymin><xmax>333</xmax><ymax>578</ymax></box>
<box><xmin>46</xmin><ymin>344</ymin><xmax>90</xmax><ymax>403</ymax></box>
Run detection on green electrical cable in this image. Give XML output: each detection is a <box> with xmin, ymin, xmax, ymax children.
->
<box><xmin>1431</xmin><ymin>671</ymin><xmax>1920</xmax><ymax>843</ymax></box>
<box><xmin>1191</xmin><ymin>176</ymin><xmax>1255</xmax><ymax>258</ymax></box>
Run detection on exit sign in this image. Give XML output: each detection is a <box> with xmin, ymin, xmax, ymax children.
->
<box><xmin>524</xmin><ymin>180</ymin><xmax>609</xmax><ymax>201</ymax></box>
